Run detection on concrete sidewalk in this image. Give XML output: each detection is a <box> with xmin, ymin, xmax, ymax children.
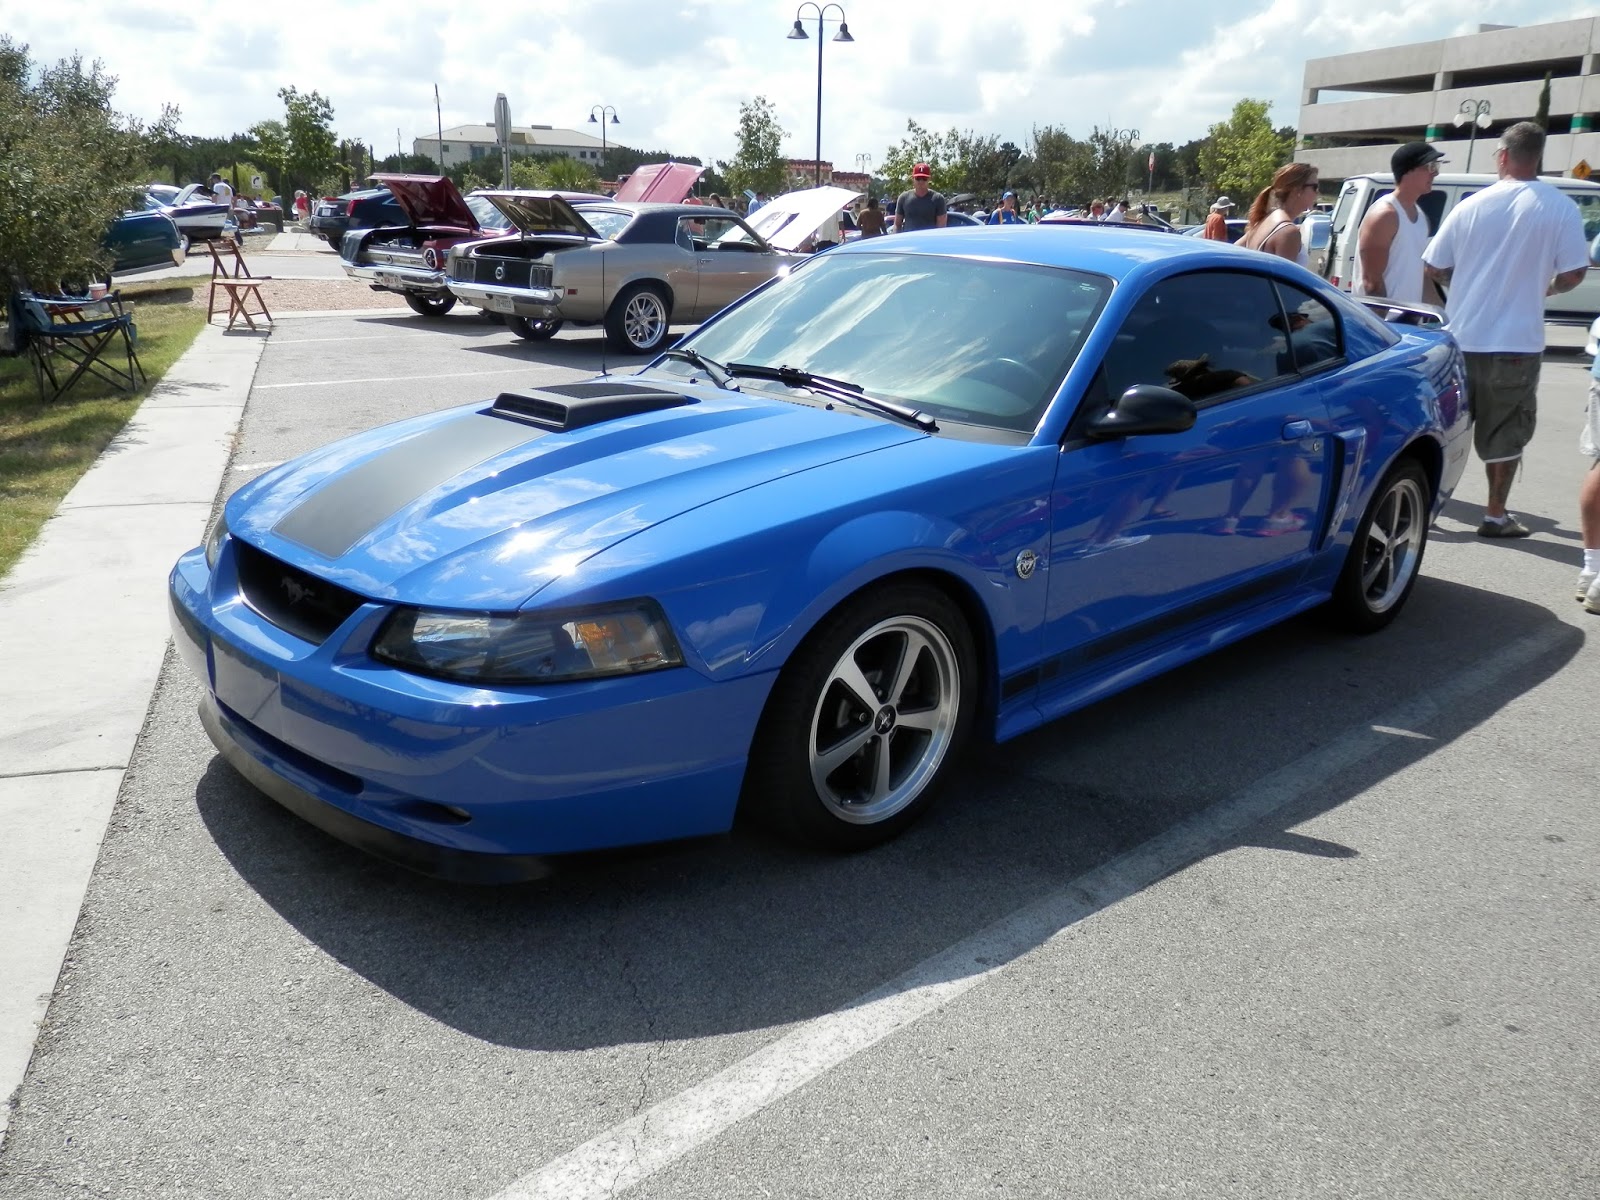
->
<box><xmin>0</xmin><ymin>324</ymin><xmax>265</xmax><ymax>1146</ymax></box>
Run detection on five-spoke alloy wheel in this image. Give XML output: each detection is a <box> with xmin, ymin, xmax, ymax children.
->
<box><xmin>743</xmin><ymin>583</ymin><xmax>976</xmax><ymax>849</ymax></box>
<box><xmin>1330</xmin><ymin>458</ymin><xmax>1431</xmax><ymax>632</ymax></box>
<box><xmin>604</xmin><ymin>283</ymin><xmax>671</xmax><ymax>354</ymax></box>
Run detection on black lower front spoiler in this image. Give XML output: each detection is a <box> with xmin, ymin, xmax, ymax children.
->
<box><xmin>198</xmin><ymin>695</ymin><xmax>553</xmax><ymax>885</ymax></box>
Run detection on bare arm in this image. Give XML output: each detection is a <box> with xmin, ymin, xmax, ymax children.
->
<box><xmin>1261</xmin><ymin>219</ymin><xmax>1302</xmax><ymax>263</ymax></box>
<box><xmin>1425</xmin><ymin>263</ymin><xmax>1452</xmax><ymax>284</ymax></box>
<box><xmin>893</xmin><ymin>211</ymin><xmax>904</xmax><ymax>233</ymax></box>
<box><xmin>935</xmin><ymin>212</ymin><xmax>948</xmax><ymax>228</ymax></box>
<box><xmin>1549</xmin><ymin>266</ymin><xmax>1588</xmax><ymax>296</ymax></box>
<box><xmin>1355</xmin><ymin>204</ymin><xmax>1397</xmax><ymax>297</ymax></box>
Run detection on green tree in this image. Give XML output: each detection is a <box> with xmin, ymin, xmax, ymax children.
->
<box><xmin>278</xmin><ymin>85</ymin><xmax>338</xmax><ymax>196</ymax></box>
<box><xmin>544</xmin><ymin>155</ymin><xmax>598</xmax><ymax>191</ymax></box>
<box><xmin>1199</xmin><ymin>99</ymin><xmax>1289</xmax><ymax>203</ymax></box>
<box><xmin>0</xmin><ymin>37</ymin><xmax>147</xmax><ymax>289</ymax></box>
<box><xmin>724</xmin><ymin>96</ymin><xmax>787</xmax><ymax>198</ymax></box>
<box><xmin>249</xmin><ymin>117</ymin><xmax>288</xmax><ymax>194</ymax></box>
<box><xmin>880</xmin><ymin>119</ymin><xmax>953</xmax><ymax>197</ymax></box>
<box><xmin>509</xmin><ymin>158</ymin><xmax>550</xmax><ymax>189</ymax></box>
<box><xmin>141</xmin><ymin>102</ymin><xmax>184</xmax><ymax>184</ymax></box>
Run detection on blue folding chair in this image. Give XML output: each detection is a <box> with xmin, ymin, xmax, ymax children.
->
<box><xmin>13</xmin><ymin>289</ymin><xmax>146</xmax><ymax>404</ymax></box>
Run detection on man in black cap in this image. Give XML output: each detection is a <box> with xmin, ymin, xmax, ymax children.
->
<box><xmin>1353</xmin><ymin>141</ymin><xmax>1444</xmax><ymax>304</ymax></box>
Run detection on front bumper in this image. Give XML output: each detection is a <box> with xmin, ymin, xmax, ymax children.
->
<box><xmin>446</xmin><ymin>279</ymin><xmax>562</xmax><ymax>318</ymax></box>
<box><xmin>343</xmin><ymin>262</ymin><xmax>449</xmax><ymax>294</ymax></box>
<box><xmin>169</xmin><ymin>543</ymin><xmax>770</xmax><ymax>879</ymax></box>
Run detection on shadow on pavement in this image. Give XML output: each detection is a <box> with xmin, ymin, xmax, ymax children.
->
<box><xmin>195</xmin><ymin>576</ymin><xmax>1579</xmax><ymax>1052</ymax></box>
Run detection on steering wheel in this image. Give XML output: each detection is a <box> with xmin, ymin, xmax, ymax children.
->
<box><xmin>983</xmin><ymin>356</ymin><xmax>1051</xmax><ymax>396</ymax></box>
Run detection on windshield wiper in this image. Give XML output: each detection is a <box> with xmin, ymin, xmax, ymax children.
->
<box><xmin>659</xmin><ymin>347</ymin><xmax>736</xmax><ymax>390</ymax></box>
<box><xmin>725</xmin><ymin>362</ymin><xmax>938</xmax><ymax>432</ymax></box>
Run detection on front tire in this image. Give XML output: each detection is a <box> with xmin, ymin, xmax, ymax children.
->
<box><xmin>742</xmin><ymin>583</ymin><xmax>977</xmax><ymax>850</ymax></box>
<box><xmin>1328</xmin><ymin>458</ymin><xmax>1430</xmax><ymax>633</ymax></box>
<box><xmin>604</xmin><ymin>283</ymin><xmax>671</xmax><ymax>354</ymax></box>
<box><xmin>506</xmin><ymin>315</ymin><xmax>564</xmax><ymax>341</ymax></box>
<box><xmin>403</xmin><ymin>292</ymin><xmax>457</xmax><ymax>317</ymax></box>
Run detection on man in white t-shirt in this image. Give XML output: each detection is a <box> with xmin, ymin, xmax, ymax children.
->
<box><xmin>1422</xmin><ymin>121</ymin><xmax>1589</xmax><ymax>539</ymax></box>
<box><xmin>208</xmin><ymin>173</ymin><xmax>235</xmax><ymax>220</ymax></box>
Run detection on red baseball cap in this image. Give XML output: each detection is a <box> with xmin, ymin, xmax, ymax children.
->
<box><xmin>912</xmin><ymin>162</ymin><xmax>931</xmax><ymax>178</ymax></box>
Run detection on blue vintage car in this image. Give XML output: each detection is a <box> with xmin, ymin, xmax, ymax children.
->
<box><xmin>105</xmin><ymin>207</ymin><xmax>185</xmax><ymax>273</ymax></box>
<box><xmin>169</xmin><ymin>227</ymin><xmax>1470</xmax><ymax>880</ymax></box>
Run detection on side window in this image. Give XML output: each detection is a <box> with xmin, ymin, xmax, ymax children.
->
<box><xmin>674</xmin><ymin>217</ymin><xmax>698</xmax><ymax>251</ymax></box>
<box><xmin>1100</xmin><ymin>272</ymin><xmax>1294</xmax><ymax>405</ymax></box>
<box><xmin>1274</xmin><ymin>281</ymin><xmax>1343</xmax><ymax>373</ymax></box>
<box><xmin>1417</xmin><ymin>190</ymin><xmax>1447</xmax><ymax>235</ymax></box>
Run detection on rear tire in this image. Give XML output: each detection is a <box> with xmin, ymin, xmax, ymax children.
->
<box><xmin>325</xmin><ymin>235</ymin><xmax>342</xmax><ymax>251</ymax></box>
<box><xmin>1328</xmin><ymin>458</ymin><xmax>1431</xmax><ymax>633</ymax></box>
<box><xmin>403</xmin><ymin>292</ymin><xmax>457</xmax><ymax>317</ymax></box>
<box><xmin>741</xmin><ymin>582</ymin><xmax>977</xmax><ymax>850</ymax></box>
<box><xmin>604</xmin><ymin>283</ymin><xmax>671</xmax><ymax>354</ymax></box>
<box><xmin>506</xmin><ymin>316</ymin><xmax>564</xmax><ymax>341</ymax></box>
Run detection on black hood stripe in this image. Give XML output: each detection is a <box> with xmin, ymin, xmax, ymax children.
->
<box><xmin>273</xmin><ymin>415</ymin><xmax>541</xmax><ymax>559</ymax></box>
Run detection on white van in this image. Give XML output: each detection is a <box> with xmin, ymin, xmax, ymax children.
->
<box><xmin>1323</xmin><ymin>172</ymin><xmax>1600</xmax><ymax>323</ymax></box>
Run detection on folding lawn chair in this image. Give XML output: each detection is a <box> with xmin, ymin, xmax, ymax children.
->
<box><xmin>13</xmin><ymin>289</ymin><xmax>146</xmax><ymax>404</ymax></box>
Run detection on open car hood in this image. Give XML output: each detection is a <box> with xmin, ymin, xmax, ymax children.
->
<box><xmin>746</xmin><ymin>186</ymin><xmax>863</xmax><ymax>251</ymax></box>
<box><xmin>371</xmin><ymin>173</ymin><xmax>476</xmax><ymax>228</ymax></box>
<box><xmin>613</xmin><ymin>162</ymin><xmax>705</xmax><ymax>204</ymax></box>
<box><xmin>476</xmin><ymin>191</ymin><xmax>602</xmax><ymax>238</ymax></box>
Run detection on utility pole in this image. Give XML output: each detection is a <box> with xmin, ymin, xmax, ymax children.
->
<box><xmin>435</xmin><ymin>83</ymin><xmax>445</xmax><ymax>171</ymax></box>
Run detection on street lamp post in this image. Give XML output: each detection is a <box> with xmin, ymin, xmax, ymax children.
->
<box><xmin>1110</xmin><ymin>127</ymin><xmax>1140</xmax><ymax>197</ymax></box>
<box><xmin>788</xmin><ymin>4</ymin><xmax>854</xmax><ymax>188</ymax></box>
<box><xmin>588</xmin><ymin>104</ymin><xmax>620</xmax><ymax>173</ymax></box>
<box><xmin>1454</xmin><ymin>99</ymin><xmax>1492</xmax><ymax>172</ymax></box>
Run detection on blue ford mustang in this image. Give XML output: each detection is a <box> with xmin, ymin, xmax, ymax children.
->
<box><xmin>170</xmin><ymin>227</ymin><xmax>1470</xmax><ymax>881</ymax></box>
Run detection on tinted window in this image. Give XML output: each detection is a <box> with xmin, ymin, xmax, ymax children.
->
<box><xmin>1273</xmin><ymin>281</ymin><xmax>1343</xmax><ymax>373</ymax></box>
<box><xmin>1101</xmin><ymin>272</ymin><xmax>1293</xmax><ymax>404</ymax></box>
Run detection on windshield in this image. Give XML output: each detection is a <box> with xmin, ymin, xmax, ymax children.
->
<box><xmin>666</xmin><ymin>250</ymin><xmax>1110</xmax><ymax>433</ymax></box>
<box><xmin>465</xmin><ymin>194</ymin><xmax>509</xmax><ymax>230</ymax></box>
<box><xmin>573</xmin><ymin>206</ymin><xmax>631</xmax><ymax>241</ymax></box>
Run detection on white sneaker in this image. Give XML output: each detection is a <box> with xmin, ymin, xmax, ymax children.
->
<box><xmin>1580</xmin><ymin>569</ymin><xmax>1598</xmax><ymax>603</ymax></box>
<box><xmin>1585</xmin><ymin>576</ymin><xmax>1600</xmax><ymax>615</ymax></box>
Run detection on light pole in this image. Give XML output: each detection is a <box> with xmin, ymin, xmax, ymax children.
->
<box><xmin>1454</xmin><ymin>99</ymin><xmax>1492</xmax><ymax>172</ymax></box>
<box><xmin>588</xmin><ymin>104</ymin><xmax>620</xmax><ymax>172</ymax></box>
<box><xmin>1110</xmin><ymin>127</ymin><xmax>1140</xmax><ymax>197</ymax></box>
<box><xmin>788</xmin><ymin>4</ymin><xmax>854</xmax><ymax>187</ymax></box>
<box><xmin>855</xmin><ymin>152</ymin><xmax>872</xmax><ymax>174</ymax></box>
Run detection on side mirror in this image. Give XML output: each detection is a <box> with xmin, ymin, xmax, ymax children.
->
<box><xmin>1086</xmin><ymin>384</ymin><xmax>1197</xmax><ymax>438</ymax></box>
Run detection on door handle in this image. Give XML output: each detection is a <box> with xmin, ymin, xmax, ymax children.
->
<box><xmin>1282</xmin><ymin>419</ymin><xmax>1313</xmax><ymax>440</ymax></box>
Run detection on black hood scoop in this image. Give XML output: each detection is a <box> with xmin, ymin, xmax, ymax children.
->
<box><xmin>491</xmin><ymin>382</ymin><xmax>696</xmax><ymax>431</ymax></box>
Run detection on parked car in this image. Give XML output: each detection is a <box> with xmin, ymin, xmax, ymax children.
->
<box><xmin>340</xmin><ymin>174</ymin><xmax>513</xmax><ymax>316</ymax></box>
<box><xmin>1179</xmin><ymin>217</ymin><xmax>1247</xmax><ymax>243</ymax></box>
<box><xmin>106</xmin><ymin>209</ymin><xmax>186</xmax><ymax>273</ymax></box>
<box><xmin>446</xmin><ymin>196</ymin><xmax>795</xmax><ymax>351</ymax></box>
<box><xmin>309</xmin><ymin>186</ymin><xmax>406</xmax><ymax>251</ymax></box>
<box><xmin>146</xmin><ymin>183</ymin><xmax>228</xmax><ymax>243</ymax></box>
<box><xmin>1299</xmin><ymin>211</ymin><xmax>1332</xmax><ymax>276</ymax></box>
<box><xmin>1325</xmin><ymin>171</ymin><xmax>1600</xmax><ymax>320</ymax></box>
<box><xmin>234</xmin><ymin>196</ymin><xmax>284</xmax><ymax>232</ymax></box>
<box><xmin>171</xmin><ymin>225</ymin><xmax>1470</xmax><ymax>881</ymax></box>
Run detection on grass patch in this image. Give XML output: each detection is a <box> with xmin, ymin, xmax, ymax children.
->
<box><xmin>0</xmin><ymin>287</ymin><xmax>208</xmax><ymax>578</ymax></box>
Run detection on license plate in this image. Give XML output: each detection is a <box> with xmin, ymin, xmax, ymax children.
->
<box><xmin>318</xmin><ymin>205</ymin><xmax>336</xmax><ymax>216</ymax></box>
<box><xmin>485</xmin><ymin>294</ymin><xmax>517</xmax><ymax>314</ymax></box>
<box><xmin>373</xmin><ymin>271</ymin><xmax>403</xmax><ymax>289</ymax></box>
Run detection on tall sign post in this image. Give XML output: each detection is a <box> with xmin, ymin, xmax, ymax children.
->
<box><xmin>494</xmin><ymin>93</ymin><xmax>511</xmax><ymax>187</ymax></box>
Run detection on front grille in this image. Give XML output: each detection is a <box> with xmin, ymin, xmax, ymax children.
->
<box><xmin>234</xmin><ymin>541</ymin><xmax>366</xmax><ymax>645</ymax></box>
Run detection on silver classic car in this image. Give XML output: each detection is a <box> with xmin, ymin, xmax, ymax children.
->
<box><xmin>444</xmin><ymin>194</ymin><xmax>797</xmax><ymax>352</ymax></box>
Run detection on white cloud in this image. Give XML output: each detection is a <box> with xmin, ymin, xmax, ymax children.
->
<box><xmin>4</xmin><ymin>0</ymin><xmax>1591</xmax><ymax>172</ymax></box>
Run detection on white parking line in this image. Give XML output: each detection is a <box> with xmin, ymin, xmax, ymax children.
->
<box><xmin>484</xmin><ymin>623</ymin><xmax>1572</xmax><ymax>1200</ymax></box>
<box><xmin>254</xmin><ymin>368</ymin><xmax>536</xmax><ymax>390</ymax></box>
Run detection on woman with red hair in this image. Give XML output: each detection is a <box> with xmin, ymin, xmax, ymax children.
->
<box><xmin>1239</xmin><ymin>162</ymin><xmax>1320</xmax><ymax>266</ymax></box>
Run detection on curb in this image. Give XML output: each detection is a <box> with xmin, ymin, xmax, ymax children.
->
<box><xmin>0</xmin><ymin>323</ymin><xmax>265</xmax><ymax>1147</ymax></box>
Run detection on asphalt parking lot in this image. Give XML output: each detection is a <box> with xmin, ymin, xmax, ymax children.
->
<box><xmin>2</xmin><ymin>312</ymin><xmax>1597</xmax><ymax>1199</ymax></box>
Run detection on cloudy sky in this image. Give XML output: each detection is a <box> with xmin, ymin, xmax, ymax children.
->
<box><xmin>5</xmin><ymin>1</ymin><xmax>1592</xmax><ymax>168</ymax></box>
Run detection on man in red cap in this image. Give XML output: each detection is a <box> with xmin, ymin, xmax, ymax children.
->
<box><xmin>894</xmin><ymin>162</ymin><xmax>947</xmax><ymax>232</ymax></box>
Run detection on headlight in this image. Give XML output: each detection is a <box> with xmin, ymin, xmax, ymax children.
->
<box><xmin>203</xmin><ymin>512</ymin><xmax>229</xmax><ymax>568</ymax></box>
<box><xmin>370</xmin><ymin>599</ymin><xmax>683</xmax><ymax>685</ymax></box>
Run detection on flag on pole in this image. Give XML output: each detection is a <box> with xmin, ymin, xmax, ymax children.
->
<box><xmin>1147</xmin><ymin>150</ymin><xmax>1155</xmax><ymax>173</ymax></box>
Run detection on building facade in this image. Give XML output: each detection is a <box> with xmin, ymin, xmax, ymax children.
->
<box><xmin>412</xmin><ymin>124</ymin><xmax>609</xmax><ymax>171</ymax></box>
<box><xmin>1297</xmin><ymin>18</ymin><xmax>1600</xmax><ymax>180</ymax></box>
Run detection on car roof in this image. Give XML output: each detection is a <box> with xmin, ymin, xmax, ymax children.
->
<box><xmin>1343</xmin><ymin>172</ymin><xmax>1600</xmax><ymax>190</ymax></box>
<box><xmin>853</xmin><ymin>224</ymin><xmax>1261</xmax><ymax>280</ymax></box>
<box><xmin>575</xmin><ymin>202</ymin><xmax>742</xmax><ymax>219</ymax></box>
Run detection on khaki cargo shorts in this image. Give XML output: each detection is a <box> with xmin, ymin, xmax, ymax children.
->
<box><xmin>1465</xmin><ymin>352</ymin><xmax>1540</xmax><ymax>464</ymax></box>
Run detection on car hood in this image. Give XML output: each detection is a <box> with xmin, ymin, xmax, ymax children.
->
<box><xmin>612</xmin><ymin>162</ymin><xmax>705</xmax><ymax>204</ymax></box>
<box><xmin>370</xmin><ymin>173</ymin><xmax>476</xmax><ymax>228</ymax></box>
<box><xmin>230</xmin><ymin>387</ymin><xmax>924</xmax><ymax>609</ymax></box>
<box><xmin>747</xmin><ymin>186</ymin><xmax>864</xmax><ymax>251</ymax></box>
<box><xmin>475</xmin><ymin>190</ymin><xmax>602</xmax><ymax>237</ymax></box>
